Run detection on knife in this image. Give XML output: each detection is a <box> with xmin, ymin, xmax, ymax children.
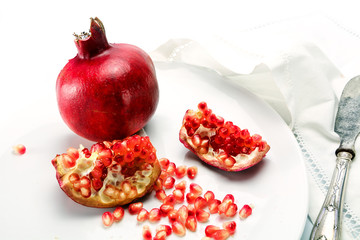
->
<box><xmin>310</xmin><ymin>76</ymin><xmax>360</xmax><ymax>239</ymax></box>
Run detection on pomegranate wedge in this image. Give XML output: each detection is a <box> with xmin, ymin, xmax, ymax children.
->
<box><xmin>179</xmin><ymin>102</ymin><xmax>270</xmax><ymax>171</ymax></box>
<box><xmin>52</xmin><ymin>135</ymin><xmax>161</xmax><ymax>207</ymax></box>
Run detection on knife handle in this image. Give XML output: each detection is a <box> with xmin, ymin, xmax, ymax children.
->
<box><xmin>310</xmin><ymin>151</ymin><xmax>352</xmax><ymax>240</ymax></box>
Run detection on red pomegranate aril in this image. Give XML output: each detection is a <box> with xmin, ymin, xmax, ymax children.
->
<box><xmin>213</xmin><ymin>229</ymin><xmax>231</xmax><ymax>240</ymax></box>
<box><xmin>163</xmin><ymin>194</ymin><xmax>176</xmax><ymax>206</ymax></box>
<box><xmin>196</xmin><ymin>209</ymin><xmax>210</xmax><ymax>222</ymax></box>
<box><xmin>172</xmin><ymin>221</ymin><xmax>186</xmax><ymax>236</ymax></box>
<box><xmin>154</xmin><ymin>178</ymin><xmax>163</xmax><ymax>191</ymax></box>
<box><xmin>129</xmin><ymin>202</ymin><xmax>143</xmax><ymax>215</ymax></box>
<box><xmin>156</xmin><ymin>225</ymin><xmax>172</xmax><ymax>236</ymax></box>
<box><xmin>68</xmin><ymin>173</ymin><xmax>80</xmax><ymax>183</ymax></box>
<box><xmin>187</xmin><ymin>204</ymin><xmax>196</xmax><ymax>217</ymax></box>
<box><xmin>190</xmin><ymin>183</ymin><xmax>203</xmax><ymax>196</ymax></box>
<box><xmin>148</xmin><ymin>208</ymin><xmax>161</xmax><ymax>222</ymax></box>
<box><xmin>160</xmin><ymin>204</ymin><xmax>174</xmax><ymax>217</ymax></box>
<box><xmin>166</xmin><ymin>162</ymin><xmax>176</xmax><ymax>175</ymax></box>
<box><xmin>208</xmin><ymin>199</ymin><xmax>221</xmax><ymax>214</ymax></box>
<box><xmin>225</xmin><ymin>203</ymin><xmax>238</xmax><ymax>217</ymax></box>
<box><xmin>62</xmin><ymin>154</ymin><xmax>76</xmax><ymax>168</ymax></box>
<box><xmin>187</xmin><ymin>166</ymin><xmax>198</xmax><ymax>179</ymax></box>
<box><xmin>80</xmin><ymin>187</ymin><xmax>91</xmax><ymax>198</ymax></box>
<box><xmin>204</xmin><ymin>191</ymin><xmax>215</xmax><ymax>203</ymax></box>
<box><xmin>142</xmin><ymin>225</ymin><xmax>152</xmax><ymax>240</ymax></box>
<box><xmin>163</xmin><ymin>176</ymin><xmax>175</xmax><ymax>189</ymax></box>
<box><xmin>13</xmin><ymin>144</ymin><xmax>26</xmax><ymax>155</ymax></box>
<box><xmin>239</xmin><ymin>204</ymin><xmax>253</xmax><ymax>219</ymax></box>
<box><xmin>194</xmin><ymin>196</ymin><xmax>208</xmax><ymax>209</ymax></box>
<box><xmin>173</xmin><ymin>189</ymin><xmax>185</xmax><ymax>203</ymax></box>
<box><xmin>92</xmin><ymin>178</ymin><xmax>103</xmax><ymax>191</ymax></box>
<box><xmin>223</xmin><ymin>194</ymin><xmax>234</xmax><ymax>203</ymax></box>
<box><xmin>175</xmin><ymin>180</ymin><xmax>187</xmax><ymax>192</ymax></box>
<box><xmin>168</xmin><ymin>209</ymin><xmax>178</xmax><ymax>223</ymax></box>
<box><xmin>177</xmin><ymin>205</ymin><xmax>188</xmax><ymax>224</ymax></box>
<box><xmin>159</xmin><ymin>158</ymin><xmax>170</xmax><ymax>169</ymax></box>
<box><xmin>153</xmin><ymin>230</ymin><xmax>167</xmax><ymax>240</ymax></box>
<box><xmin>186</xmin><ymin>192</ymin><xmax>197</xmax><ymax>204</ymax></box>
<box><xmin>102</xmin><ymin>211</ymin><xmax>114</xmax><ymax>227</ymax></box>
<box><xmin>205</xmin><ymin>225</ymin><xmax>220</xmax><ymax>237</ymax></box>
<box><xmin>66</xmin><ymin>147</ymin><xmax>79</xmax><ymax>159</ymax></box>
<box><xmin>185</xmin><ymin>216</ymin><xmax>197</xmax><ymax>231</ymax></box>
<box><xmin>155</xmin><ymin>189</ymin><xmax>167</xmax><ymax>202</ymax></box>
<box><xmin>113</xmin><ymin>207</ymin><xmax>125</xmax><ymax>222</ymax></box>
<box><xmin>90</xmin><ymin>168</ymin><xmax>103</xmax><ymax>179</ymax></box>
<box><xmin>223</xmin><ymin>221</ymin><xmax>236</xmax><ymax>235</ymax></box>
<box><xmin>137</xmin><ymin>208</ymin><xmax>149</xmax><ymax>222</ymax></box>
<box><xmin>175</xmin><ymin>165</ymin><xmax>187</xmax><ymax>178</ymax></box>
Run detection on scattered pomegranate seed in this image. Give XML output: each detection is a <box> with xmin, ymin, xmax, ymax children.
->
<box><xmin>156</xmin><ymin>225</ymin><xmax>172</xmax><ymax>236</ymax></box>
<box><xmin>225</xmin><ymin>203</ymin><xmax>238</xmax><ymax>217</ymax></box>
<box><xmin>194</xmin><ymin>196</ymin><xmax>208</xmax><ymax>209</ymax></box>
<box><xmin>163</xmin><ymin>194</ymin><xmax>176</xmax><ymax>205</ymax></box>
<box><xmin>196</xmin><ymin>209</ymin><xmax>210</xmax><ymax>222</ymax></box>
<box><xmin>142</xmin><ymin>225</ymin><xmax>152</xmax><ymax>240</ymax></box>
<box><xmin>137</xmin><ymin>208</ymin><xmax>149</xmax><ymax>222</ymax></box>
<box><xmin>166</xmin><ymin>162</ymin><xmax>176</xmax><ymax>175</ymax></box>
<box><xmin>159</xmin><ymin>158</ymin><xmax>170</xmax><ymax>169</ymax></box>
<box><xmin>172</xmin><ymin>221</ymin><xmax>186</xmax><ymax>236</ymax></box>
<box><xmin>174</xmin><ymin>180</ymin><xmax>187</xmax><ymax>192</ymax></box>
<box><xmin>113</xmin><ymin>207</ymin><xmax>124</xmax><ymax>222</ymax></box>
<box><xmin>187</xmin><ymin>166</ymin><xmax>198</xmax><ymax>179</ymax></box>
<box><xmin>204</xmin><ymin>191</ymin><xmax>215</xmax><ymax>203</ymax></box>
<box><xmin>239</xmin><ymin>204</ymin><xmax>253</xmax><ymax>219</ymax></box>
<box><xmin>155</xmin><ymin>189</ymin><xmax>167</xmax><ymax>202</ymax></box>
<box><xmin>175</xmin><ymin>165</ymin><xmax>187</xmax><ymax>178</ymax></box>
<box><xmin>163</xmin><ymin>176</ymin><xmax>175</xmax><ymax>189</ymax></box>
<box><xmin>186</xmin><ymin>192</ymin><xmax>197</xmax><ymax>204</ymax></box>
<box><xmin>212</xmin><ymin>229</ymin><xmax>231</xmax><ymax>240</ymax></box>
<box><xmin>13</xmin><ymin>144</ymin><xmax>26</xmax><ymax>155</ymax></box>
<box><xmin>177</xmin><ymin>205</ymin><xmax>189</xmax><ymax>224</ymax></box>
<box><xmin>205</xmin><ymin>225</ymin><xmax>220</xmax><ymax>237</ymax></box>
<box><xmin>129</xmin><ymin>202</ymin><xmax>143</xmax><ymax>214</ymax></box>
<box><xmin>208</xmin><ymin>199</ymin><xmax>221</xmax><ymax>214</ymax></box>
<box><xmin>153</xmin><ymin>230</ymin><xmax>167</xmax><ymax>240</ymax></box>
<box><xmin>168</xmin><ymin>209</ymin><xmax>178</xmax><ymax>223</ymax></box>
<box><xmin>102</xmin><ymin>211</ymin><xmax>114</xmax><ymax>227</ymax></box>
<box><xmin>223</xmin><ymin>221</ymin><xmax>236</xmax><ymax>235</ymax></box>
<box><xmin>148</xmin><ymin>208</ymin><xmax>161</xmax><ymax>222</ymax></box>
<box><xmin>187</xmin><ymin>204</ymin><xmax>196</xmax><ymax>217</ymax></box>
<box><xmin>189</xmin><ymin>183</ymin><xmax>203</xmax><ymax>196</ymax></box>
<box><xmin>173</xmin><ymin>189</ymin><xmax>185</xmax><ymax>203</ymax></box>
<box><xmin>185</xmin><ymin>216</ymin><xmax>197</xmax><ymax>231</ymax></box>
<box><xmin>159</xmin><ymin>204</ymin><xmax>174</xmax><ymax>217</ymax></box>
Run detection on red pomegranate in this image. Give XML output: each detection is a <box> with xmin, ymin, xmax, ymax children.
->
<box><xmin>52</xmin><ymin>135</ymin><xmax>161</xmax><ymax>207</ymax></box>
<box><xmin>56</xmin><ymin>17</ymin><xmax>159</xmax><ymax>142</ymax></box>
<box><xmin>179</xmin><ymin>102</ymin><xmax>270</xmax><ymax>171</ymax></box>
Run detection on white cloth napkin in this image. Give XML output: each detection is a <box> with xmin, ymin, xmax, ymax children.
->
<box><xmin>151</xmin><ymin>14</ymin><xmax>360</xmax><ymax>239</ymax></box>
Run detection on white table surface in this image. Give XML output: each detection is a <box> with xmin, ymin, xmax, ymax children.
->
<box><xmin>1</xmin><ymin>1</ymin><xmax>360</xmax><ymax>239</ymax></box>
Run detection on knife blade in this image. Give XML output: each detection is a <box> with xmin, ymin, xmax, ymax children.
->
<box><xmin>310</xmin><ymin>75</ymin><xmax>360</xmax><ymax>240</ymax></box>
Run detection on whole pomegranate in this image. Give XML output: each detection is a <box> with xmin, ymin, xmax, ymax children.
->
<box><xmin>56</xmin><ymin>17</ymin><xmax>159</xmax><ymax>142</ymax></box>
<box><xmin>179</xmin><ymin>102</ymin><xmax>270</xmax><ymax>171</ymax></box>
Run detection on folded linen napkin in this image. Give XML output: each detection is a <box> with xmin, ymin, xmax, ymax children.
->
<box><xmin>151</xmin><ymin>14</ymin><xmax>360</xmax><ymax>239</ymax></box>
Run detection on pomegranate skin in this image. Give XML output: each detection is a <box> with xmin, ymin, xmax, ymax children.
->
<box><xmin>56</xmin><ymin>18</ymin><xmax>159</xmax><ymax>142</ymax></box>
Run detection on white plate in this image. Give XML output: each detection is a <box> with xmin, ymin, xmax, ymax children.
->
<box><xmin>0</xmin><ymin>62</ymin><xmax>308</xmax><ymax>239</ymax></box>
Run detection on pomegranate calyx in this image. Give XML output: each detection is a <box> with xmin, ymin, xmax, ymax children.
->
<box><xmin>74</xmin><ymin>17</ymin><xmax>110</xmax><ymax>59</ymax></box>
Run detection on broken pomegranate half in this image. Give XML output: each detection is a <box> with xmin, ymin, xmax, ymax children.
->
<box><xmin>179</xmin><ymin>102</ymin><xmax>270</xmax><ymax>171</ymax></box>
<box><xmin>52</xmin><ymin>135</ymin><xmax>161</xmax><ymax>207</ymax></box>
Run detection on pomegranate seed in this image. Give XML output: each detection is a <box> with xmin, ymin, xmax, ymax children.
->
<box><xmin>121</xmin><ymin>181</ymin><xmax>132</xmax><ymax>195</ymax></box>
<box><xmin>239</xmin><ymin>204</ymin><xmax>253</xmax><ymax>219</ymax></box>
<box><xmin>68</xmin><ymin>173</ymin><xmax>80</xmax><ymax>183</ymax></box>
<box><xmin>189</xmin><ymin>183</ymin><xmax>203</xmax><ymax>196</ymax></box>
<box><xmin>80</xmin><ymin>187</ymin><xmax>91</xmax><ymax>198</ymax></box>
<box><xmin>223</xmin><ymin>157</ymin><xmax>236</xmax><ymax>168</ymax></box>
<box><xmin>13</xmin><ymin>144</ymin><xmax>26</xmax><ymax>155</ymax></box>
<box><xmin>92</xmin><ymin>178</ymin><xmax>103</xmax><ymax>191</ymax></box>
<box><xmin>223</xmin><ymin>221</ymin><xmax>236</xmax><ymax>235</ymax></box>
<box><xmin>198</xmin><ymin>101</ymin><xmax>208</xmax><ymax>111</ymax></box>
<box><xmin>166</xmin><ymin>162</ymin><xmax>176</xmax><ymax>175</ymax></box>
<box><xmin>159</xmin><ymin>158</ymin><xmax>170</xmax><ymax>169</ymax></box>
<box><xmin>113</xmin><ymin>207</ymin><xmax>124</xmax><ymax>222</ymax></box>
<box><xmin>187</xmin><ymin>166</ymin><xmax>198</xmax><ymax>179</ymax></box>
<box><xmin>218</xmin><ymin>201</ymin><xmax>232</xmax><ymax>216</ymax></box>
<box><xmin>192</xmin><ymin>134</ymin><xmax>202</xmax><ymax>147</ymax></box>
<box><xmin>222</xmin><ymin>194</ymin><xmax>234</xmax><ymax>203</ymax></box>
<box><xmin>240</xmin><ymin>129</ymin><xmax>250</xmax><ymax>139</ymax></box>
<box><xmin>159</xmin><ymin>204</ymin><xmax>174</xmax><ymax>217</ymax></box>
<box><xmin>163</xmin><ymin>176</ymin><xmax>175</xmax><ymax>189</ymax></box>
<box><xmin>148</xmin><ymin>208</ymin><xmax>161</xmax><ymax>222</ymax></box>
<box><xmin>208</xmin><ymin>199</ymin><xmax>221</xmax><ymax>214</ymax></box>
<box><xmin>137</xmin><ymin>208</ymin><xmax>149</xmax><ymax>222</ymax></box>
<box><xmin>101</xmin><ymin>157</ymin><xmax>112</xmax><ymax>167</ymax></box>
<box><xmin>153</xmin><ymin>230</ymin><xmax>167</xmax><ymax>240</ymax></box>
<box><xmin>66</xmin><ymin>147</ymin><xmax>79</xmax><ymax>159</ymax></box>
<box><xmin>142</xmin><ymin>225</ymin><xmax>152</xmax><ymax>240</ymax></box>
<box><xmin>72</xmin><ymin>180</ymin><xmax>81</xmax><ymax>191</ymax></box>
<box><xmin>155</xmin><ymin>189</ymin><xmax>167</xmax><ymax>202</ymax></box>
<box><xmin>186</xmin><ymin>192</ymin><xmax>197</xmax><ymax>204</ymax></box>
<box><xmin>154</xmin><ymin>178</ymin><xmax>163</xmax><ymax>191</ymax></box>
<box><xmin>159</xmin><ymin>171</ymin><xmax>168</xmax><ymax>180</ymax></box>
<box><xmin>175</xmin><ymin>165</ymin><xmax>187</xmax><ymax>178</ymax></box>
<box><xmin>177</xmin><ymin>205</ymin><xmax>188</xmax><ymax>223</ymax></box>
<box><xmin>175</xmin><ymin>180</ymin><xmax>187</xmax><ymax>192</ymax></box>
<box><xmin>173</xmin><ymin>189</ymin><xmax>185</xmax><ymax>203</ymax></box>
<box><xmin>102</xmin><ymin>211</ymin><xmax>114</xmax><ymax>227</ymax></box>
<box><xmin>61</xmin><ymin>154</ymin><xmax>76</xmax><ymax>168</ymax></box>
<box><xmin>213</xmin><ymin>229</ymin><xmax>231</xmax><ymax>240</ymax></box>
<box><xmin>172</xmin><ymin>221</ymin><xmax>186</xmax><ymax>236</ymax></box>
<box><xmin>168</xmin><ymin>209</ymin><xmax>178</xmax><ymax>223</ymax></box>
<box><xmin>129</xmin><ymin>202</ymin><xmax>143</xmax><ymax>214</ymax></box>
<box><xmin>205</xmin><ymin>225</ymin><xmax>220</xmax><ymax>237</ymax></box>
<box><xmin>185</xmin><ymin>216</ymin><xmax>197</xmax><ymax>231</ymax></box>
<box><xmin>204</xmin><ymin>191</ymin><xmax>215</xmax><ymax>202</ymax></box>
<box><xmin>194</xmin><ymin>196</ymin><xmax>208</xmax><ymax>209</ymax></box>
<box><xmin>156</xmin><ymin>225</ymin><xmax>172</xmax><ymax>236</ymax></box>
<box><xmin>196</xmin><ymin>209</ymin><xmax>210</xmax><ymax>222</ymax></box>
<box><xmin>225</xmin><ymin>203</ymin><xmax>238</xmax><ymax>217</ymax></box>
<box><xmin>163</xmin><ymin>194</ymin><xmax>176</xmax><ymax>205</ymax></box>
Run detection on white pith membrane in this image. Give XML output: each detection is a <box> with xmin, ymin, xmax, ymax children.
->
<box><xmin>54</xmin><ymin>140</ymin><xmax>159</xmax><ymax>207</ymax></box>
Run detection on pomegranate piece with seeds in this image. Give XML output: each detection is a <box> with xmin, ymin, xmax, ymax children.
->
<box><xmin>179</xmin><ymin>102</ymin><xmax>270</xmax><ymax>171</ymax></box>
<box><xmin>51</xmin><ymin>135</ymin><xmax>161</xmax><ymax>208</ymax></box>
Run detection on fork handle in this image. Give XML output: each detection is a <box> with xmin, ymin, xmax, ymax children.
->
<box><xmin>310</xmin><ymin>151</ymin><xmax>352</xmax><ymax>240</ymax></box>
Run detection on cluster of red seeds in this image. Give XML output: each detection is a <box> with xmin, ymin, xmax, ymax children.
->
<box><xmin>183</xmin><ymin>102</ymin><xmax>268</xmax><ymax>161</ymax></box>
<box><xmin>101</xmin><ymin>158</ymin><xmax>253</xmax><ymax>239</ymax></box>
